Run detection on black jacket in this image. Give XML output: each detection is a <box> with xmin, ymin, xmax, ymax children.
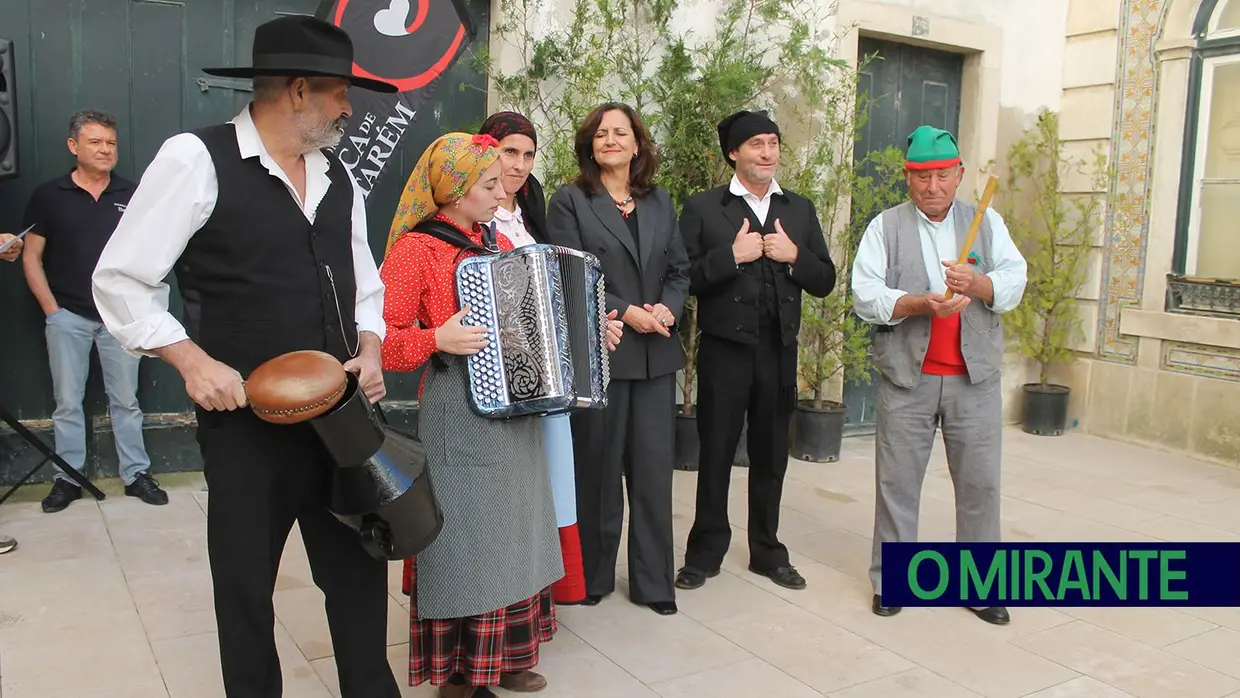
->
<box><xmin>546</xmin><ymin>182</ymin><xmax>691</xmax><ymax>381</ymax></box>
<box><xmin>680</xmin><ymin>184</ymin><xmax>836</xmax><ymax>348</ymax></box>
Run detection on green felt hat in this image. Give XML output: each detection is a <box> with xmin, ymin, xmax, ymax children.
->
<box><xmin>905</xmin><ymin>125</ymin><xmax>961</xmax><ymax>170</ymax></box>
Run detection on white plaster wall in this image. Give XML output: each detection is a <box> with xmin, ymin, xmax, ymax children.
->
<box><xmin>491</xmin><ymin>0</ymin><xmax>1068</xmax><ymax>118</ymax></box>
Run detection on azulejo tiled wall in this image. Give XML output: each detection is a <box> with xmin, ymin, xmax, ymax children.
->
<box><xmin>1097</xmin><ymin>0</ymin><xmax>1164</xmax><ymax>364</ymax></box>
<box><xmin>1162</xmin><ymin>341</ymin><xmax>1240</xmax><ymax>381</ymax></box>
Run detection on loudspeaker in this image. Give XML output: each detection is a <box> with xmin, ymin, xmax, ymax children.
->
<box><xmin>0</xmin><ymin>38</ymin><xmax>18</xmax><ymax>181</ymax></box>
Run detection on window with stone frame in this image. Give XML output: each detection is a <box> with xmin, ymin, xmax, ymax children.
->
<box><xmin>1171</xmin><ymin>0</ymin><xmax>1240</xmax><ymax>317</ymax></box>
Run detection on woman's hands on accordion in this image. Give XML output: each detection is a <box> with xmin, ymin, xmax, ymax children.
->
<box><xmin>436</xmin><ymin>305</ymin><xmax>621</xmax><ymax>354</ymax></box>
<box><xmin>435</xmin><ymin>306</ymin><xmax>491</xmax><ymax>355</ymax></box>
<box><xmin>605</xmin><ymin>309</ymin><xmax>623</xmax><ymax>351</ymax></box>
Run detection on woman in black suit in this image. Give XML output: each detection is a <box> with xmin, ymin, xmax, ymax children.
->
<box><xmin>546</xmin><ymin>102</ymin><xmax>690</xmax><ymax>616</ymax></box>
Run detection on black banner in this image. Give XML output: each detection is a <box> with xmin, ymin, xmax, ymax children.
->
<box><xmin>315</xmin><ymin>0</ymin><xmax>477</xmax><ymax>197</ymax></box>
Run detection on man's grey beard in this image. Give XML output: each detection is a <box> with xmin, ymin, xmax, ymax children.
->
<box><xmin>295</xmin><ymin>111</ymin><xmax>347</xmax><ymax>152</ymax></box>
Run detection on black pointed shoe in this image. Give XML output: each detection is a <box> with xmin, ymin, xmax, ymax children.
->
<box><xmin>558</xmin><ymin>592</ymin><xmax>605</xmax><ymax>607</ymax></box>
<box><xmin>969</xmin><ymin>606</ymin><xmax>1010</xmax><ymax>625</ymax></box>
<box><xmin>646</xmin><ymin>600</ymin><xmax>678</xmax><ymax>616</ymax></box>
<box><xmin>872</xmin><ymin>594</ymin><xmax>901</xmax><ymax>616</ymax></box>
<box><xmin>674</xmin><ymin>565</ymin><xmax>720</xmax><ymax>590</ymax></box>
<box><xmin>749</xmin><ymin>564</ymin><xmax>807</xmax><ymax>590</ymax></box>
<box><xmin>42</xmin><ymin>479</ymin><xmax>82</xmax><ymax>513</ymax></box>
<box><xmin>125</xmin><ymin>472</ymin><xmax>169</xmax><ymax>506</ymax></box>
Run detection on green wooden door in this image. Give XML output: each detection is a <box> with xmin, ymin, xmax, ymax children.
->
<box><xmin>844</xmin><ymin>37</ymin><xmax>963</xmax><ymax>435</ymax></box>
<box><xmin>0</xmin><ymin>0</ymin><xmax>489</xmax><ymax>482</ymax></box>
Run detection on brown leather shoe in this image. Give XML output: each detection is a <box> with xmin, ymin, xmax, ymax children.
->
<box><xmin>500</xmin><ymin>671</ymin><xmax>548</xmax><ymax>692</ymax></box>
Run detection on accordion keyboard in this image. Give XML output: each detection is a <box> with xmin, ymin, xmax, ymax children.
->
<box><xmin>456</xmin><ymin>244</ymin><xmax>609</xmax><ymax>419</ymax></box>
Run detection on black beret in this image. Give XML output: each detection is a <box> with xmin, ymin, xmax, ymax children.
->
<box><xmin>717</xmin><ymin>110</ymin><xmax>781</xmax><ymax>168</ymax></box>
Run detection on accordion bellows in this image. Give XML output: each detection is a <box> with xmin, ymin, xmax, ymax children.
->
<box><xmin>456</xmin><ymin>244</ymin><xmax>610</xmax><ymax>419</ymax></box>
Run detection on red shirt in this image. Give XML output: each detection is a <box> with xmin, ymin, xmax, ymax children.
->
<box><xmin>922</xmin><ymin>313</ymin><xmax>968</xmax><ymax>376</ymax></box>
<box><xmin>379</xmin><ymin>214</ymin><xmax>514</xmax><ymax>393</ymax></box>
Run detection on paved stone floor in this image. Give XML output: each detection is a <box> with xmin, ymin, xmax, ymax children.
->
<box><xmin>3</xmin><ymin>427</ymin><xmax>1240</xmax><ymax>697</ymax></box>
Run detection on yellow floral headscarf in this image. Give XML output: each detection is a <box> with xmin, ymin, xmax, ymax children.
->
<box><xmin>384</xmin><ymin>132</ymin><xmax>501</xmax><ymax>256</ymax></box>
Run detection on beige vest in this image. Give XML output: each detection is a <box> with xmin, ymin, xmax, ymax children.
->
<box><xmin>871</xmin><ymin>199</ymin><xmax>1006</xmax><ymax>389</ymax></box>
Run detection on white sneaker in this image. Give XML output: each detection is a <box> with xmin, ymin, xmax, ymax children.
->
<box><xmin>0</xmin><ymin>535</ymin><xmax>17</xmax><ymax>554</ymax></box>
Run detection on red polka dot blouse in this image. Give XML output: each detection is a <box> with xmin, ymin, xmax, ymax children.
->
<box><xmin>379</xmin><ymin>213</ymin><xmax>514</xmax><ymax>394</ymax></box>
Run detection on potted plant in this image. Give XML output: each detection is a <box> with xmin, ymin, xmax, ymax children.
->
<box><xmin>1001</xmin><ymin>110</ymin><xmax>1108</xmax><ymax>435</ymax></box>
<box><xmin>791</xmin><ymin>294</ymin><xmax>860</xmax><ymax>462</ymax></box>
<box><xmin>774</xmin><ymin>54</ymin><xmax>904</xmax><ymax>462</ymax></box>
<box><xmin>787</xmin><ymin>150</ymin><xmax>904</xmax><ymax>461</ymax></box>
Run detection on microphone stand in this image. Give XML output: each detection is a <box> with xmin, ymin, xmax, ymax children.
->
<box><xmin>0</xmin><ymin>404</ymin><xmax>107</xmax><ymax>506</ymax></box>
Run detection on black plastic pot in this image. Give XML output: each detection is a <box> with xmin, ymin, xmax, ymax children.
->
<box><xmin>789</xmin><ymin>400</ymin><xmax>846</xmax><ymax>463</ymax></box>
<box><xmin>674</xmin><ymin>408</ymin><xmax>699</xmax><ymax>471</ymax></box>
<box><xmin>1021</xmin><ymin>383</ymin><xmax>1070</xmax><ymax>436</ymax></box>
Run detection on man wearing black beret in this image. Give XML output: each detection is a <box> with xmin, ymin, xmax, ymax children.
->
<box><xmin>676</xmin><ymin>110</ymin><xmax>836</xmax><ymax>591</ymax></box>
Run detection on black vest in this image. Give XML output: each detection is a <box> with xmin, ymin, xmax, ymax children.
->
<box><xmin>174</xmin><ymin>124</ymin><xmax>359</xmax><ymax>382</ymax></box>
<box><xmin>736</xmin><ymin>204</ymin><xmax>780</xmax><ymax>321</ymax></box>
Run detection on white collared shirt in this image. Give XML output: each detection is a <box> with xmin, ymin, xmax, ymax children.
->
<box><xmin>729</xmin><ymin>173</ymin><xmax>783</xmax><ymax>226</ymax></box>
<box><xmin>91</xmin><ymin>106</ymin><xmax>385</xmax><ymax>357</ymax></box>
<box><xmin>489</xmin><ymin>202</ymin><xmax>536</xmax><ymax>248</ymax></box>
<box><xmin>851</xmin><ymin>202</ymin><xmax>1027</xmax><ymax>324</ymax></box>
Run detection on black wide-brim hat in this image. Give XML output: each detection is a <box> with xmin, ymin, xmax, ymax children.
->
<box><xmin>203</xmin><ymin>15</ymin><xmax>399</xmax><ymax>94</ymax></box>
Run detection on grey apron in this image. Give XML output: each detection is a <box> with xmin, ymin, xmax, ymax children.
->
<box><xmin>415</xmin><ymin>353</ymin><xmax>564</xmax><ymax>619</ymax></box>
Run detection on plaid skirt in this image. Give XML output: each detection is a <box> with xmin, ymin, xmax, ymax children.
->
<box><xmin>407</xmin><ymin>556</ymin><xmax>558</xmax><ymax>687</ymax></box>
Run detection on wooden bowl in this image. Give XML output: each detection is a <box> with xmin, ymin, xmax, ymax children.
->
<box><xmin>245</xmin><ymin>350</ymin><xmax>348</xmax><ymax>425</ymax></box>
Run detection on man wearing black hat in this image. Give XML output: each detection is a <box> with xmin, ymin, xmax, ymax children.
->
<box><xmin>675</xmin><ymin>110</ymin><xmax>836</xmax><ymax>592</ymax></box>
<box><xmin>91</xmin><ymin>16</ymin><xmax>402</xmax><ymax>698</ymax></box>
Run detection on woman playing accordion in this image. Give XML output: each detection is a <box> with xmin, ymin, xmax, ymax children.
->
<box><xmin>380</xmin><ymin>132</ymin><xmax>618</xmax><ymax>697</ymax></box>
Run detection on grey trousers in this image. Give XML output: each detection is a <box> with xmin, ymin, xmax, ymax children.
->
<box><xmin>869</xmin><ymin>372</ymin><xmax>1003</xmax><ymax>596</ymax></box>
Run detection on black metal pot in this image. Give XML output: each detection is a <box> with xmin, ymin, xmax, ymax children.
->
<box><xmin>326</xmin><ymin>424</ymin><xmax>444</xmax><ymax>561</ymax></box>
<box><xmin>309</xmin><ymin>373</ymin><xmax>444</xmax><ymax>560</ymax></box>
<box><xmin>310</xmin><ymin>370</ymin><xmax>387</xmax><ymax>468</ymax></box>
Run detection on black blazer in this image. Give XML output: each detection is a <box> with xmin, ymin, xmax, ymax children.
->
<box><xmin>546</xmin><ymin>182</ymin><xmax>690</xmax><ymax>381</ymax></box>
<box><xmin>680</xmin><ymin>184</ymin><xmax>836</xmax><ymax>347</ymax></box>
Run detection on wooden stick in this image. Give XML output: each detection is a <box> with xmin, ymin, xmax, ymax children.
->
<box><xmin>944</xmin><ymin>173</ymin><xmax>1000</xmax><ymax>299</ymax></box>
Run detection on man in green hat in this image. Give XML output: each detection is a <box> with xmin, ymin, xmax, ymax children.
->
<box><xmin>850</xmin><ymin>125</ymin><xmax>1028</xmax><ymax>624</ymax></box>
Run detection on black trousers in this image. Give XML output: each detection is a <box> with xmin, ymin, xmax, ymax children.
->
<box><xmin>684</xmin><ymin>323</ymin><xmax>792</xmax><ymax>572</ymax></box>
<box><xmin>198</xmin><ymin>412</ymin><xmax>399</xmax><ymax>698</ymax></box>
<box><xmin>570</xmin><ymin>374</ymin><xmax>676</xmax><ymax>603</ymax></box>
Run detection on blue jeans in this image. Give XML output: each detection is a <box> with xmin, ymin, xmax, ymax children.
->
<box><xmin>44</xmin><ymin>308</ymin><xmax>151</xmax><ymax>486</ymax></box>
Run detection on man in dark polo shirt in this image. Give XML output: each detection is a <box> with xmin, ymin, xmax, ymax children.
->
<box><xmin>20</xmin><ymin>109</ymin><xmax>167</xmax><ymax>513</ymax></box>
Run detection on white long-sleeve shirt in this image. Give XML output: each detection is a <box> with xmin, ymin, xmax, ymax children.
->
<box><xmin>851</xmin><ymin>203</ymin><xmax>1027</xmax><ymax>325</ymax></box>
<box><xmin>489</xmin><ymin>201</ymin><xmax>537</xmax><ymax>248</ymax></box>
<box><xmin>729</xmin><ymin>173</ymin><xmax>782</xmax><ymax>225</ymax></box>
<box><xmin>91</xmin><ymin>106</ymin><xmax>385</xmax><ymax>358</ymax></box>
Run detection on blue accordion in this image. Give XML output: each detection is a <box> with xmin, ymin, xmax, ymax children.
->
<box><xmin>455</xmin><ymin>244</ymin><xmax>610</xmax><ymax>419</ymax></box>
